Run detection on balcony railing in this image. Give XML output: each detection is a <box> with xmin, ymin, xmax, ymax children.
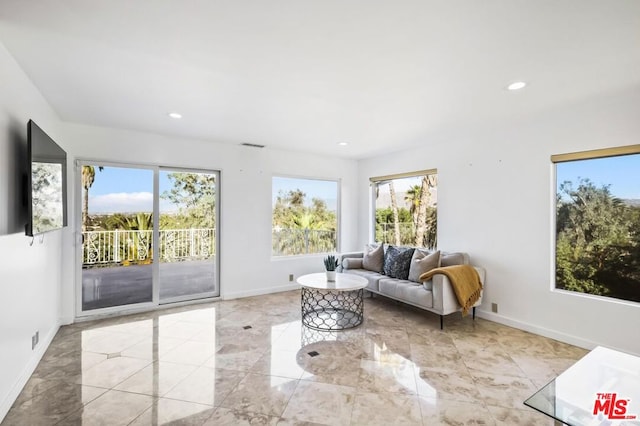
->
<box><xmin>84</xmin><ymin>227</ymin><xmax>338</xmax><ymax>265</ymax></box>
<box><xmin>272</xmin><ymin>228</ymin><xmax>337</xmax><ymax>256</ymax></box>
<box><xmin>83</xmin><ymin>228</ymin><xmax>216</xmax><ymax>266</ymax></box>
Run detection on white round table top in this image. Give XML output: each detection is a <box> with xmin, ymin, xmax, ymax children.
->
<box><xmin>297</xmin><ymin>272</ymin><xmax>368</xmax><ymax>291</ymax></box>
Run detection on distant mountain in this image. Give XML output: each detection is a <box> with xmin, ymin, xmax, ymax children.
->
<box><xmin>622</xmin><ymin>199</ymin><xmax>640</xmax><ymax>207</ymax></box>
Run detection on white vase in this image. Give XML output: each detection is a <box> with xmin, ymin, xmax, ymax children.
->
<box><xmin>326</xmin><ymin>271</ymin><xmax>336</xmax><ymax>282</ymax></box>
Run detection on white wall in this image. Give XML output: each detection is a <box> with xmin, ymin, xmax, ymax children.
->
<box><xmin>60</xmin><ymin>123</ymin><xmax>359</xmax><ymax>320</ymax></box>
<box><xmin>0</xmin><ymin>42</ymin><xmax>65</xmax><ymax>420</ymax></box>
<box><xmin>357</xmin><ymin>88</ymin><xmax>640</xmax><ymax>356</ymax></box>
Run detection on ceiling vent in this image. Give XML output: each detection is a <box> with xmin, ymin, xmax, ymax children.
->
<box><xmin>241</xmin><ymin>143</ymin><xmax>265</xmax><ymax>148</ymax></box>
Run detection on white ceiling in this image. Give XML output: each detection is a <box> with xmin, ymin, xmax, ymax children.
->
<box><xmin>1</xmin><ymin>1</ymin><xmax>639</xmax><ymax>159</ymax></box>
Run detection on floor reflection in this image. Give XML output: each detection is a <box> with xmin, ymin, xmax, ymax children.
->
<box><xmin>4</xmin><ymin>290</ymin><xmax>588</xmax><ymax>425</ymax></box>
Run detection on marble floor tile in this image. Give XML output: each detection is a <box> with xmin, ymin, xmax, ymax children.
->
<box><xmin>11</xmin><ymin>377</ymin><xmax>63</xmax><ymax>407</ymax></box>
<box><xmin>60</xmin><ymin>389</ymin><xmax>153</xmax><ymax>425</ymax></box>
<box><xmin>2</xmin><ymin>383</ymin><xmax>106</xmax><ymax>426</ymax></box>
<box><xmin>300</xmin><ymin>351</ymin><xmax>363</xmax><ymax>387</ymax></box>
<box><xmin>487</xmin><ymin>405</ymin><xmax>555</xmax><ymax>425</ymax></box>
<box><xmin>357</xmin><ymin>359</ymin><xmax>418</xmax><ymax>395</ymax></box>
<box><xmin>80</xmin><ymin>328</ymin><xmax>149</xmax><ymax>354</ymax></box>
<box><xmin>3</xmin><ymin>290</ymin><xmax>590</xmax><ymax>426</ymax></box>
<box><xmin>281</xmin><ymin>381</ymin><xmax>356</xmax><ymax>426</ymax></box>
<box><xmin>419</xmin><ymin>397</ymin><xmax>497</xmax><ymax>425</ymax></box>
<box><xmin>75</xmin><ymin>355</ymin><xmax>151</xmax><ymax>388</ymax></box>
<box><xmin>205</xmin><ymin>344</ymin><xmax>266</xmax><ymax>371</ymax></box>
<box><xmin>128</xmin><ymin>398</ymin><xmax>216</xmax><ymax>425</ymax></box>
<box><xmin>159</xmin><ymin>340</ymin><xmax>217</xmax><ymax>366</ymax></box>
<box><xmin>202</xmin><ymin>407</ymin><xmax>280</xmax><ymax>425</ymax></box>
<box><xmin>114</xmin><ymin>361</ymin><xmax>198</xmax><ymax>396</ymax></box>
<box><xmin>250</xmin><ymin>349</ymin><xmax>307</xmax><ymax>380</ymax></box>
<box><xmin>350</xmin><ymin>391</ymin><xmax>423</xmax><ymax>425</ymax></box>
<box><xmin>471</xmin><ymin>370</ymin><xmax>539</xmax><ymax>410</ymax></box>
<box><xmin>510</xmin><ymin>355</ymin><xmax>559</xmax><ymax>385</ymax></box>
<box><xmin>409</xmin><ymin>342</ymin><xmax>466</xmax><ymax>372</ymax></box>
<box><xmin>163</xmin><ymin>366</ymin><xmax>246</xmax><ymax>406</ymax></box>
<box><xmin>220</xmin><ymin>373</ymin><xmax>298</xmax><ymax>417</ymax></box>
<box><xmin>158</xmin><ymin>321</ymin><xmax>214</xmax><ymax>340</ymax></box>
<box><xmin>120</xmin><ymin>335</ymin><xmax>188</xmax><ymax>360</ymax></box>
<box><xmin>415</xmin><ymin>366</ymin><xmax>483</xmax><ymax>403</ymax></box>
<box><xmin>462</xmin><ymin>347</ymin><xmax>527</xmax><ymax>378</ymax></box>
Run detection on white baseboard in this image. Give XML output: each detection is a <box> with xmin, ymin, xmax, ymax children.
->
<box><xmin>0</xmin><ymin>323</ymin><xmax>60</xmax><ymax>422</ymax></box>
<box><xmin>476</xmin><ymin>309</ymin><xmax>601</xmax><ymax>351</ymax></box>
<box><xmin>59</xmin><ymin>315</ymin><xmax>74</xmax><ymax>326</ymax></box>
<box><xmin>223</xmin><ymin>283</ymin><xmax>299</xmax><ymax>300</ymax></box>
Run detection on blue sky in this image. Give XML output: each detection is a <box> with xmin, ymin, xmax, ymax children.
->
<box><xmin>88</xmin><ymin>168</ymin><xmax>339</xmax><ymax>214</ymax></box>
<box><xmin>556</xmin><ymin>154</ymin><xmax>640</xmax><ymax>199</ymax></box>
<box><xmin>88</xmin><ymin>167</ymin><xmax>206</xmax><ymax>214</ymax></box>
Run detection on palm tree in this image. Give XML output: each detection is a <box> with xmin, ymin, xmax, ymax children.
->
<box><xmin>389</xmin><ymin>181</ymin><xmax>401</xmax><ymax>245</ymax></box>
<box><xmin>105</xmin><ymin>213</ymin><xmax>154</xmax><ymax>264</ymax></box>
<box><xmin>405</xmin><ymin>184</ymin><xmax>422</xmax><ymax>228</ymax></box>
<box><xmin>415</xmin><ymin>175</ymin><xmax>437</xmax><ymax>247</ymax></box>
<box><xmin>81</xmin><ymin>165</ymin><xmax>103</xmax><ymax>230</ymax></box>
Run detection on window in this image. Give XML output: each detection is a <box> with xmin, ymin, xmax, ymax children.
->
<box><xmin>371</xmin><ymin>170</ymin><xmax>437</xmax><ymax>248</ymax></box>
<box><xmin>272</xmin><ymin>176</ymin><xmax>339</xmax><ymax>256</ymax></box>
<box><xmin>553</xmin><ymin>145</ymin><xmax>640</xmax><ymax>304</ymax></box>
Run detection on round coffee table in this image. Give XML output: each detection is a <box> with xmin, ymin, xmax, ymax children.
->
<box><xmin>297</xmin><ymin>273</ymin><xmax>368</xmax><ymax>331</ymax></box>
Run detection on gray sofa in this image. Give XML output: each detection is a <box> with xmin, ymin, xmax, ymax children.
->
<box><xmin>340</xmin><ymin>248</ymin><xmax>485</xmax><ymax>328</ymax></box>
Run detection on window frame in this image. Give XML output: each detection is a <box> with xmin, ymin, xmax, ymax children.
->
<box><xmin>271</xmin><ymin>174</ymin><xmax>341</xmax><ymax>258</ymax></box>
<box><xmin>551</xmin><ymin>144</ymin><xmax>640</xmax><ymax>305</ymax></box>
<box><xmin>370</xmin><ymin>168</ymin><xmax>438</xmax><ymax>248</ymax></box>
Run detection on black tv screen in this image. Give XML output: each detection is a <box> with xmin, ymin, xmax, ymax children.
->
<box><xmin>25</xmin><ymin>120</ymin><xmax>68</xmax><ymax>236</ymax></box>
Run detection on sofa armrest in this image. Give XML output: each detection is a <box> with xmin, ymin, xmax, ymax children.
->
<box><xmin>429</xmin><ymin>266</ymin><xmax>485</xmax><ymax>315</ymax></box>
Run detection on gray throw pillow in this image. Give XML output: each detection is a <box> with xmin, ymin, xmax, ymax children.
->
<box><xmin>342</xmin><ymin>258</ymin><xmax>363</xmax><ymax>270</ymax></box>
<box><xmin>383</xmin><ymin>245</ymin><xmax>415</xmax><ymax>280</ymax></box>
<box><xmin>408</xmin><ymin>250</ymin><xmax>441</xmax><ymax>283</ymax></box>
<box><xmin>362</xmin><ymin>244</ymin><xmax>384</xmax><ymax>272</ymax></box>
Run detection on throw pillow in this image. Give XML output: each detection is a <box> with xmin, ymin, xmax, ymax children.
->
<box><xmin>362</xmin><ymin>244</ymin><xmax>384</xmax><ymax>272</ymax></box>
<box><xmin>383</xmin><ymin>245</ymin><xmax>415</xmax><ymax>280</ymax></box>
<box><xmin>408</xmin><ymin>250</ymin><xmax>441</xmax><ymax>283</ymax></box>
<box><xmin>342</xmin><ymin>258</ymin><xmax>363</xmax><ymax>270</ymax></box>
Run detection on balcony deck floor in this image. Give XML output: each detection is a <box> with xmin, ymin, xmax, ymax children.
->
<box><xmin>81</xmin><ymin>258</ymin><xmax>216</xmax><ymax>311</ymax></box>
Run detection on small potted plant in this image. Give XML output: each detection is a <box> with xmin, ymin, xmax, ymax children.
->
<box><xmin>324</xmin><ymin>254</ymin><xmax>339</xmax><ymax>281</ymax></box>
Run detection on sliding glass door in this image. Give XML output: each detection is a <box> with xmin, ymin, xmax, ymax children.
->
<box><xmin>77</xmin><ymin>162</ymin><xmax>219</xmax><ymax>316</ymax></box>
<box><xmin>159</xmin><ymin>169</ymin><xmax>217</xmax><ymax>303</ymax></box>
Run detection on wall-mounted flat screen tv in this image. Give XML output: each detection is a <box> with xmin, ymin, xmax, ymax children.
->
<box><xmin>25</xmin><ymin>120</ymin><xmax>68</xmax><ymax>236</ymax></box>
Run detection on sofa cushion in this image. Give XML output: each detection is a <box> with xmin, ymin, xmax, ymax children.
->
<box><xmin>343</xmin><ymin>269</ymin><xmax>384</xmax><ymax>292</ymax></box>
<box><xmin>342</xmin><ymin>258</ymin><xmax>363</xmax><ymax>270</ymax></box>
<box><xmin>379</xmin><ymin>278</ymin><xmax>433</xmax><ymax>309</ymax></box>
<box><xmin>408</xmin><ymin>250</ymin><xmax>440</xmax><ymax>283</ymax></box>
<box><xmin>383</xmin><ymin>245</ymin><xmax>414</xmax><ymax>280</ymax></box>
<box><xmin>362</xmin><ymin>244</ymin><xmax>384</xmax><ymax>272</ymax></box>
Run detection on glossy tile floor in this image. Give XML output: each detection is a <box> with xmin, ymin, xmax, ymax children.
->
<box><xmin>3</xmin><ymin>291</ymin><xmax>588</xmax><ymax>425</ymax></box>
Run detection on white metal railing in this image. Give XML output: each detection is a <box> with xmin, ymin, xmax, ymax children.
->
<box><xmin>272</xmin><ymin>228</ymin><xmax>337</xmax><ymax>256</ymax></box>
<box><xmin>83</xmin><ymin>228</ymin><xmax>216</xmax><ymax>266</ymax></box>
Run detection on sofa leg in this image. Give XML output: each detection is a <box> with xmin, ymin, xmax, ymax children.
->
<box><xmin>440</xmin><ymin>315</ymin><xmax>443</xmax><ymax>330</ymax></box>
<box><xmin>472</xmin><ymin>307</ymin><xmax>476</xmax><ymax>320</ymax></box>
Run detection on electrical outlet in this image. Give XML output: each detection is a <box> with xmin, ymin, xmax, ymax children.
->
<box><xmin>31</xmin><ymin>330</ymin><xmax>40</xmax><ymax>350</ymax></box>
<box><xmin>289</xmin><ymin>274</ymin><xmax>294</xmax><ymax>282</ymax></box>
<box><xmin>491</xmin><ymin>303</ymin><xmax>498</xmax><ymax>313</ymax></box>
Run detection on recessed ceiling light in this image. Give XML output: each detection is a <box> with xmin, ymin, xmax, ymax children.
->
<box><xmin>507</xmin><ymin>81</ymin><xmax>527</xmax><ymax>91</ymax></box>
<box><xmin>338</xmin><ymin>142</ymin><xmax>348</xmax><ymax>146</ymax></box>
<box><xmin>168</xmin><ymin>112</ymin><xmax>182</xmax><ymax>119</ymax></box>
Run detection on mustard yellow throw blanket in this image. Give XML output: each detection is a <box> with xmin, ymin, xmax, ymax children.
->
<box><xmin>419</xmin><ymin>265</ymin><xmax>483</xmax><ymax>316</ymax></box>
